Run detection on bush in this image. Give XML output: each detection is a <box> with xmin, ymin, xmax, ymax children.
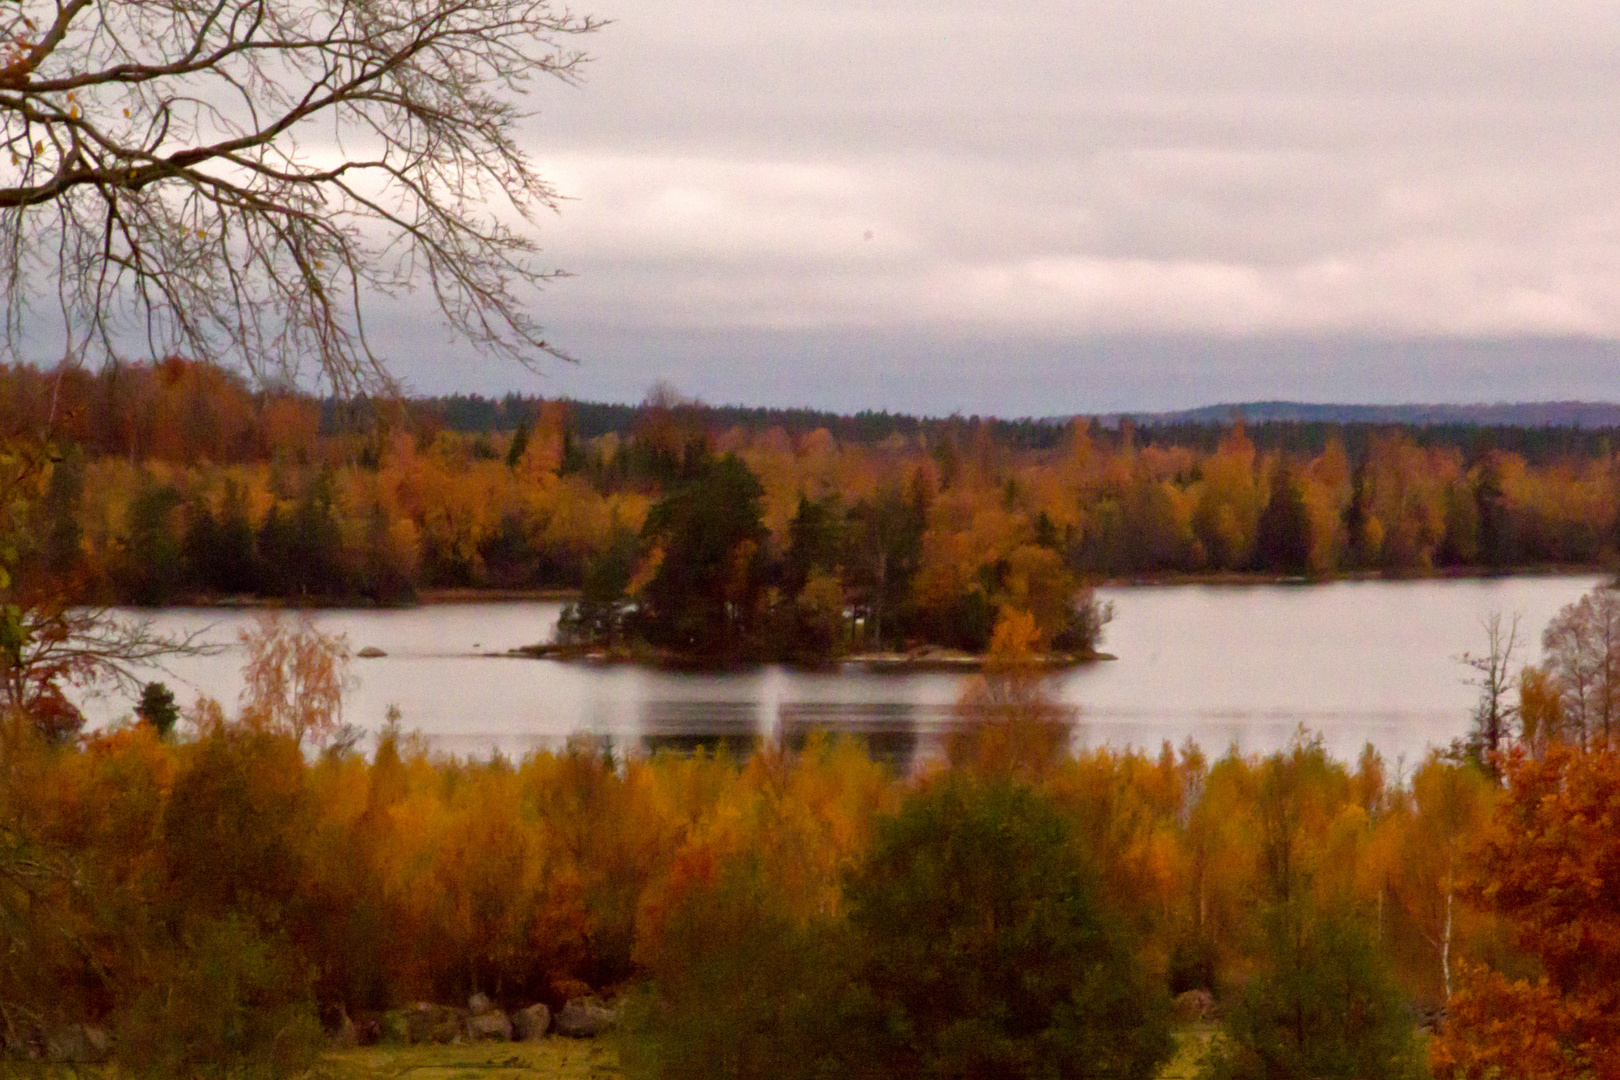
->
<box><xmin>114</xmin><ymin>913</ymin><xmax>322</xmax><ymax>1078</ymax></box>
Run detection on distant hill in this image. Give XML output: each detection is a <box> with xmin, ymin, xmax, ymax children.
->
<box><xmin>1128</xmin><ymin>401</ymin><xmax>1620</xmax><ymax>429</ymax></box>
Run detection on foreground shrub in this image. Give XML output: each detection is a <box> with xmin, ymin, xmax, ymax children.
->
<box><xmin>1200</xmin><ymin>909</ymin><xmax>1427</xmax><ymax>1080</ymax></box>
<box><xmin>622</xmin><ymin>853</ymin><xmax>845</xmax><ymax>1080</ymax></box>
<box><xmin>840</xmin><ymin>775</ymin><xmax>1173</xmax><ymax>1080</ymax></box>
<box><xmin>114</xmin><ymin>913</ymin><xmax>322</xmax><ymax>1078</ymax></box>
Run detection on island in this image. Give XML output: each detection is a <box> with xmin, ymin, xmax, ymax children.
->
<box><xmin>514</xmin><ymin>445</ymin><xmax>1113</xmax><ymax>668</ymax></box>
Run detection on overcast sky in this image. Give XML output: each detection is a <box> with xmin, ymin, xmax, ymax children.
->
<box><xmin>381</xmin><ymin>0</ymin><xmax>1620</xmax><ymax>415</ymax></box>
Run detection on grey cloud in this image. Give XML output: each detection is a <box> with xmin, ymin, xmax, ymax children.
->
<box><xmin>391</xmin><ymin>0</ymin><xmax>1620</xmax><ymax>406</ymax></box>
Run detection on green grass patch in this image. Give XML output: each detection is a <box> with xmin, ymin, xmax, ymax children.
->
<box><xmin>1157</xmin><ymin>1023</ymin><xmax>1218</xmax><ymax>1080</ymax></box>
<box><xmin>316</xmin><ymin>1039</ymin><xmax>623</xmax><ymax>1080</ymax></box>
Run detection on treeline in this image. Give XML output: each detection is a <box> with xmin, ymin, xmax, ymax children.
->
<box><xmin>11</xmin><ymin>359</ymin><xmax>1620</xmax><ymax>464</ymax></box>
<box><xmin>10</xmin><ymin>362</ymin><xmax>1620</xmax><ymax>636</ymax></box>
<box><xmin>5</xmin><ymin>598</ymin><xmax>1620</xmax><ymax>1076</ymax></box>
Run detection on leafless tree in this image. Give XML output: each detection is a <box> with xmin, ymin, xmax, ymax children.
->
<box><xmin>1541</xmin><ymin>587</ymin><xmax>1620</xmax><ymax>749</ymax></box>
<box><xmin>1</xmin><ymin>599</ymin><xmax>218</xmax><ymax>743</ymax></box>
<box><xmin>1458</xmin><ymin>611</ymin><xmax>1521</xmax><ymax>780</ymax></box>
<box><xmin>0</xmin><ymin>0</ymin><xmax>598</xmax><ymax>393</ymax></box>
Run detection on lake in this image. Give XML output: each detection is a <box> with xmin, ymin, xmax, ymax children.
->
<box><xmin>80</xmin><ymin>575</ymin><xmax>1603</xmax><ymax>768</ymax></box>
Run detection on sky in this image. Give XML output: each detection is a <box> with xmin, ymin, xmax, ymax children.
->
<box><xmin>373</xmin><ymin>0</ymin><xmax>1620</xmax><ymax>414</ymax></box>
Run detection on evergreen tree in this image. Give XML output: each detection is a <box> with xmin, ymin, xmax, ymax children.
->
<box><xmin>841</xmin><ymin>776</ymin><xmax>1174</xmax><ymax>1080</ymax></box>
<box><xmin>136</xmin><ymin>680</ymin><xmax>181</xmax><ymax>740</ymax></box>
<box><xmin>1253</xmin><ymin>465</ymin><xmax>1313</xmax><ymax>574</ymax></box>
<box><xmin>505</xmin><ymin>419</ymin><xmax>530</xmax><ymax>468</ymax></box>
<box><xmin>122</xmin><ymin>479</ymin><xmax>185</xmax><ymax>604</ymax></box>
<box><xmin>636</xmin><ymin>453</ymin><xmax>769</xmax><ymax>658</ymax></box>
<box><xmin>1473</xmin><ymin>453</ymin><xmax>1512</xmax><ymax>568</ymax></box>
<box><xmin>41</xmin><ymin>449</ymin><xmax>84</xmax><ymax>582</ymax></box>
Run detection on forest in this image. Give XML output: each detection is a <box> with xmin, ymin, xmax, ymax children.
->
<box><xmin>4</xmin><ymin>359</ymin><xmax>1620</xmax><ymax>1075</ymax></box>
<box><xmin>1</xmin><ymin>593</ymin><xmax>1619</xmax><ymax>1077</ymax></box>
<box><xmin>6</xmin><ymin>360</ymin><xmax>1620</xmax><ymax>664</ymax></box>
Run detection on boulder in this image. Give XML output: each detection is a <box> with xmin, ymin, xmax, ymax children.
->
<box><xmin>1</xmin><ymin>1024</ymin><xmax>41</xmax><ymax>1061</ymax></box>
<box><xmin>512</xmin><ymin>1003</ymin><xmax>551</xmax><ymax>1041</ymax></box>
<box><xmin>465</xmin><ymin>1009</ymin><xmax>512</xmax><ymax>1041</ymax></box>
<box><xmin>468</xmin><ymin>992</ymin><xmax>493</xmax><ymax>1016</ymax></box>
<box><xmin>328</xmin><ymin>1009</ymin><xmax>359</xmax><ymax>1049</ymax></box>
<box><xmin>350</xmin><ymin>1011</ymin><xmax>383</xmax><ymax>1046</ymax></box>
<box><xmin>1172</xmin><ymin>989</ymin><xmax>1215</xmax><ymax>1024</ymax></box>
<box><xmin>403</xmin><ymin>1002</ymin><xmax>463</xmax><ymax>1044</ymax></box>
<box><xmin>45</xmin><ymin>1024</ymin><xmax>110</xmax><ymax>1064</ymax></box>
<box><xmin>553</xmin><ymin>997</ymin><xmax>616</xmax><ymax>1038</ymax></box>
<box><xmin>379</xmin><ymin>1009</ymin><xmax>412</xmax><ymax>1045</ymax></box>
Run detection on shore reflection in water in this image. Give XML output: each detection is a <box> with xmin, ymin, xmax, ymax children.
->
<box><xmin>78</xmin><ymin>576</ymin><xmax>1605</xmax><ymax>765</ymax></box>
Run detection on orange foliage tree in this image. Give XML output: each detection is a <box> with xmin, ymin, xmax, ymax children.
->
<box><xmin>1431</xmin><ymin>746</ymin><xmax>1620</xmax><ymax>1079</ymax></box>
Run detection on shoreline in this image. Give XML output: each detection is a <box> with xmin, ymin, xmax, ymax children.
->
<box><xmin>504</xmin><ymin>641</ymin><xmax>1117</xmax><ymax>671</ymax></box>
<box><xmin>1095</xmin><ymin>564</ymin><xmax>1610</xmax><ymax>587</ymax></box>
<box><xmin>129</xmin><ymin>564</ymin><xmax>1609</xmax><ymax>612</ymax></box>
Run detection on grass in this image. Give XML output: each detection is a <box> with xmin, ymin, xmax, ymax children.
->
<box><xmin>315</xmin><ymin>1039</ymin><xmax>624</xmax><ymax>1080</ymax></box>
<box><xmin>1159</xmin><ymin>1023</ymin><xmax>1218</xmax><ymax>1080</ymax></box>
<box><xmin>7</xmin><ymin>1026</ymin><xmax>1217</xmax><ymax>1079</ymax></box>
<box><xmin>312</xmin><ymin>1025</ymin><xmax>1217</xmax><ymax>1080</ymax></box>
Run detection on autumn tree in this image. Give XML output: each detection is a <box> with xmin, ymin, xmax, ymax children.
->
<box><xmin>1200</xmin><ymin>734</ymin><xmax>1428</xmax><ymax>1080</ymax></box>
<box><xmin>1431</xmin><ymin>746</ymin><xmax>1620</xmax><ymax>1079</ymax></box>
<box><xmin>1</xmin><ymin>598</ymin><xmax>203</xmax><ymax>744</ymax></box>
<box><xmin>238</xmin><ymin>611</ymin><xmax>353</xmax><ymax>749</ymax></box>
<box><xmin>947</xmin><ymin>609</ymin><xmax>1076</xmax><ymax>782</ymax></box>
<box><xmin>1381</xmin><ymin>756</ymin><xmax>1495</xmax><ymax>1003</ymax></box>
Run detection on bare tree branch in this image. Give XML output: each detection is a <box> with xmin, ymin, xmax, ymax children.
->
<box><xmin>0</xmin><ymin>0</ymin><xmax>597</xmax><ymax>392</ymax></box>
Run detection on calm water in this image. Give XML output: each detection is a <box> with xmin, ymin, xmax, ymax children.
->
<box><xmin>80</xmin><ymin>575</ymin><xmax>1602</xmax><ymax>767</ymax></box>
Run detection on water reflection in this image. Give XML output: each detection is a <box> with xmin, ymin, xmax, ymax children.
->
<box><xmin>640</xmin><ymin>700</ymin><xmax>761</xmax><ymax>757</ymax></box>
<box><xmin>76</xmin><ymin>575</ymin><xmax>1605</xmax><ymax>765</ymax></box>
<box><xmin>779</xmin><ymin>702</ymin><xmax>936</xmax><ymax>772</ymax></box>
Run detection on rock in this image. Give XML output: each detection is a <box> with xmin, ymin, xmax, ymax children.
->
<box><xmin>403</xmin><ymin>1003</ymin><xmax>463</xmax><ymax>1044</ymax></box>
<box><xmin>468</xmin><ymin>992</ymin><xmax>493</xmax><ymax>1016</ymax></box>
<box><xmin>1172</xmin><ymin>989</ymin><xmax>1215</xmax><ymax>1024</ymax></box>
<box><xmin>351</xmin><ymin>1011</ymin><xmax>383</xmax><ymax>1046</ymax></box>
<box><xmin>553</xmin><ymin>997</ymin><xmax>616</xmax><ymax>1038</ymax></box>
<box><xmin>379</xmin><ymin>1009</ymin><xmax>412</xmax><ymax>1045</ymax></box>
<box><xmin>328</xmin><ymin>1009</ymin><xmax>359</xmax><ymax>1049</ymax></box>
<box><xmin>357</xmin><ymin>646</ymin><xmax>387</xmax><ymax>658</ymax></box>
<box><xmin>512</xmin><ymin>1003</ymin><xmax>551</xmax><ymax>1041</ymax></box>
<box><xmin>45</xmin><ymin>1024</ymin><xmax>110</xmax><ymax>1064</ymax></box>
<box><xmin>465</xmin><ymin>1009</ymin><xmax>512</xmax><ymax>1041</ymax></box>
